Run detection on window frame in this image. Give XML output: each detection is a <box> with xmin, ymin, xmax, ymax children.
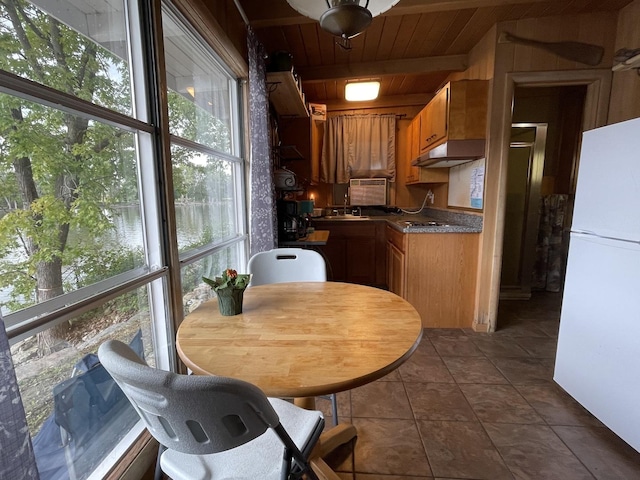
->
<box><xmin>1</xmin><ymin>0</ymin><xmax>250</xmax><ymax>476</ymax></box>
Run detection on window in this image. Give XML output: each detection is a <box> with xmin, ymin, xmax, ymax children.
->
<box><xmin>0</xmin><ymin>0</ymin><xmax>247</xmax><ymax>478</ymax></box>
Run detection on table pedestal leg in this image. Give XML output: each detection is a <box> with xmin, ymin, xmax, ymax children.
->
<box><xmin>296</xmin><ymin>396</ymin><xmax>358</xmax><ymax>478</ymax></box>
<box><xmin>318</xmin><ymin>423</ymin><xmax>357</xmax><ymax>457</ymax></box>
<box><xmin>294</xmin><ymin>396</ymin><xmax>316</xmax><ymax>410</ymax></box>
<box><xmin>310</xmin><ymin>457</ymin><xmax>342</xmax><ymax>480</ymax></box>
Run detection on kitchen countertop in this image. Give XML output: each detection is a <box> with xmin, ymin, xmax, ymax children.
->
<box><xmin>313</xmin><ymin>209</ymin><xmax>482</xmax><ymax>234</ymax></box>
<box><xmin>279</xmin><ymin>230</ymin><xmax>330</xmax><ymax>246</ymax></box>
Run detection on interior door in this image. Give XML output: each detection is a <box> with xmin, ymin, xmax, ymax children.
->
<box><xmin>500</xmin><ymin>124</ymin><xmax>547</xmax><ymax>298</ymax></box>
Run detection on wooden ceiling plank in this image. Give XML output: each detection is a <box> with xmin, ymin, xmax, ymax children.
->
<box><xmin>298</xmin><ymin>22</ymin><xmax>321</xmax><ymax>68</ymax></box>
<box><xmin>281</xmin><ymin>24</ymin><xmax>307</xmax><ymax>67</ymax></box>
<box><xmin>418</xmin><ymin>10</ymin><xmax>459</xmax><ymax>57</ymax></box>
<box><xmin>382</xmin><ymin>0</ymin><xmax>564</xmax><ymax>17</ymax></box>
<box><xmin>385</xmin><ymin>75</ymin><xmax>402</xmax><ymax>96</ymax></box>
<box><xmin>244</xmin><ymin>0</ymin><xmax>556</xmax><ymax>28</ymax></box>
<box><xmin>447</xmin><ymin>7</ymin><xmax>499</xmax><ymax>54</ymax></box>
<box><xmin>360</xmin><ymin>17</ymin><xmax>386</xmax><ymax>62</ymax></box>
<box><xmin>494</xmin><ymin>3</ymin><xmax>533</xmax><ymax>22</ymax></box>
<box><xmin>432</xmin><ymin>8</ymin><xmax>478</xmax><ymax>55</ymax></box>
<box><xmin>375</xmin><ymin>16</ymin><xmax>404</xmax><ymax>61</ymax></box>
<box><xmin>388</xmin><ymin>15</ymin><xmax>422</xmax><ymax>60</ymax></box>
<box><xmin>316</xmin><ymin>28</ymin><xmax>336</xmax><ymax>66</ymax></box>
<box><xmin>326</xmin><ymin>80</ymin><xmax>338</xmax><ymax>101</ymax></box>
<box><xmin>297</xmin><ymin>54</ymin><xmax>468</xmax><ymax>82</ymax></box>
<box><xmin>403</xmin><ymin>13</ymin><xmax>441</xmax><ymax>58</ymax></box>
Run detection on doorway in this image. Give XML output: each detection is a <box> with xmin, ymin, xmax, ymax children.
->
<box><xmin>500</xmin><ymin>123</ymin><xmax>547</xmax><ymax>299</ymax></box>
<box><xmin>497</xmin><ymin>85</ymin><xmax>587</xmax><ymax>326</ymax></box>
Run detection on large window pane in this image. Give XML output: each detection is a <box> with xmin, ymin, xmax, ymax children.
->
<box><xmin>0</xmin><ymin>0</ymin><xmax>132</xmax><ymax>116</ymax></box>
<box><xmin>0</xmin><ymin>94</ymin><xmax>144</xmax><ymax>317</ymax></box>
<box><xmin>172</xmin><ymin>145</ymin><xmax>240</xmax><ymax>252</ymax></box>
<box><xmin>162</xmin><ymin>8</ymin><xmax>233</xmax><ymax>154</ymax></box>
<box><xmin>12</xmin><ymin>286</ymin><xmax>154</xmax><ymax>480</ymax></box>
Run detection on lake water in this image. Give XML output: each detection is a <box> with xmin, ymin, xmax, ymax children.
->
<box><xmin>0</xmin><ymin>203</ymin><xmax>228</xmax><ymax>314</ymax></box>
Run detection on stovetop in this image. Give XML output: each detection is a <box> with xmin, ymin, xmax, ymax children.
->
<box><xmin>397</xmin><ymin>219</ymin><xmax>450</xmax><ymax>228</ymax></box>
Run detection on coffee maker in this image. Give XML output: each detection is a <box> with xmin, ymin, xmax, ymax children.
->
<box><xmin>277</xmin><ymin>199</ymin><xmax>300</xmax><ymax>241</ymax></box>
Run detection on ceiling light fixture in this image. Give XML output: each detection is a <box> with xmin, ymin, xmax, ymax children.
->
<box><xmin>345</xmin><ymin>80</ymin><xmax>380</xmax><ymax>101</ymax></box>
<box><xmin>286</xmin><ymin>0</ymin><xmax>400</xmax><ymax>50</ymax></box>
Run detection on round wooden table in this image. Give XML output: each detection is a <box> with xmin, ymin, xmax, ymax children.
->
<box><xmin>176</xmin><ymin>282</ymin><xmax>423</xmax><ymax>479</ymax></box>
<box><xmin>177</xmin><ymin>282</ymin><xmax>422</xmax><ymax>397</ymax></box>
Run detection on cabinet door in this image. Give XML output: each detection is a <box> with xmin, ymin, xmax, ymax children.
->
<box><xmin>420</xmin><ymin>84</ymin><xmax>449</xmax><ymax>152</ymax></box>
<box><xmin>317</xmin><ymin>222</ymin><xmax>377</xmax><ymax>284</ymax></box>
<box><xmin>319</xmin><ymin>237</ymin><xmax>346</xmax><ymax>281</ymax></box>
<box><xmin>387</xmin><ymin>242</ymin><xmax>405</xmax><ymax>297</ymax></box>
<box><xmin>346</xmin><ymin>237</ymin><xmax>376</xmax><ymax>285</ymax></box>
<box><xmin>405</xmin><ymin>118</ymin><xmax>418</xmax><ymax>184</ymax></box>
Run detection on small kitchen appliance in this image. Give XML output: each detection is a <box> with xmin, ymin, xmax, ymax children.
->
<box><xmin>276</xmin><ymin>199</ymin><xmax>300</xmax><ymax>241</ymax></box>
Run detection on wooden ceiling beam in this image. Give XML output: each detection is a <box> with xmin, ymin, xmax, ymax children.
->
<box><xmin>325</xmin><ymin>93</ymin><xmax>434</xmax><ymax>111</ymax></box>
<box><xmin>297</xmin><ymin>55</ymin><xmax>468</xmax><ymax>82</ymax></box>
<box><xmin>247</xmin><ymin>0</ymin><xmax>552</xmax><ymax>28</ymax></box>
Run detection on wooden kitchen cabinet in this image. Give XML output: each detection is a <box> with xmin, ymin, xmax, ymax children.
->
<box><xmin>386</xmin><ymin>225</ymin><xmax>479</xmax><ymax>328</ymax></box>
<box><xmin>417</xmin><ymin>80</ymin><xmax>488</xmax><ymax>155</ymax></box>
<box><xmin>419</xmin><ymin>83</ymin><xmax>449</xmax><ymax>153</ymax></box>
<box><xmin>317</xmin><ymin>221</ymin><xmax>386</xmax><ymax>287</ymax></box>
<box><xmin>386</xmin><ymin>227</ymin><xmax>406</xmax><ymax>296</ymax></box>
<box><xmin>405</xmin><ymin>115</ymin><xmax>449</xmax><ymax>185</ymax></box>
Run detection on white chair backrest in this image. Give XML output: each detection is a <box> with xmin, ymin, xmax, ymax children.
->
<box><xmin>98</xmin><ymin>340</ymin><xmax>280</xmax><ymax>455</ymax></box>
<box><xmin>247</xmin><ymin>248</ymin><xmax>326</xmax><ymax>286</ymax></box>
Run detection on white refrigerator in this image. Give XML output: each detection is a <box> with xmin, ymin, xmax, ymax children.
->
<box><xmin>554</xmin><ymin>116</ymin><xmax>640</xmax><ymax>452</ymax></box>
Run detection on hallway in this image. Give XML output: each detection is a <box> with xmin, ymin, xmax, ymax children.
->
<box><xmin>319</xmin><ymin>292</ymin><xmax>640</xmax><ymax>479</ymax></box>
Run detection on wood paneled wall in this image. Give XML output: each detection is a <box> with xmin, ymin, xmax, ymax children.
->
<box><xmin>448</xmin><ymin>12</ymin><xmax>619</xmax><ymax>332</ymax></box>
<box><xmin>610</xmin><ymin>0</ymin><xmax>640</xmax><ymax>123</ymax></box>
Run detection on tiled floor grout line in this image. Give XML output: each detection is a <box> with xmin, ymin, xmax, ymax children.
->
<box><xmin>329</xmin><ymin>293</ymin><xmax>640</xmax><ymax>479</ymax></box>
<box><xmin>399</xmin><ymin>370</ymin><xmax>436</xmax><ymax>479</ymax></box>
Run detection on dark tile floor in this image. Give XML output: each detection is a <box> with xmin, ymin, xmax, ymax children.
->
<box><xmin>317</xmin><ymin>292</ymin><xmax>640</xmax><ymax>479</ymax></box>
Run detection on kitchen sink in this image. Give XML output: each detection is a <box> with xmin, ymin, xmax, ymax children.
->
<box><xmin>322</xmin><ymin>214</ymin><xmax>370</xmax><ymax>220</ymax></box>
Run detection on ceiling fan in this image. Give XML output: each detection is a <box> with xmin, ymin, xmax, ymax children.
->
<box><xmin>499</xmin><ymin>32</ymin><xmax>604</xmax><ymax>66</ymax></box>
<box><xmin>287</xmin><ymin>0</ymin><xmax>400</xmax><ymax>50</ymax></box>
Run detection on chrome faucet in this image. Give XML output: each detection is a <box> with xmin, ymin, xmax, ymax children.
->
<box><xmin>343</xmin><ymin>193</ymin><xmax>349</xmax><ymax>215</ymax></box>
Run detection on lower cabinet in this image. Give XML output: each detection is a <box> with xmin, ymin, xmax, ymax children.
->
<box><xmin>387</xmin><ymin>241</ymin><xmax>405</xmax><ymax>297</ymax></box>
<box><xmin>317</xmin><ymin>221</ymin><xmax>386</xmax><ymax>287</ymax></box>
<box><xmin>386</xmin><ymin>225</ymin><xmax>479</xmax><ymax>328</ymax></box>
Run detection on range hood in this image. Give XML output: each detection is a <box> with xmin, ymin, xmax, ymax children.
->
<box><xmin>412</xmin><ymin>139</ymin><xmax>485</xmax><ymax>168</ymax></box>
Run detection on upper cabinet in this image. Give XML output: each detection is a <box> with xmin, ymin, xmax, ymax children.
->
<box><xmin>266</xmin><ymin>70</ymin><xmax>309</xmax><ymax>118</ymax></box>
<box><xmin>419</xmin><ymin>83</ymin><xmax>449</xmax><ymax>153</ymax></box>
<box><xmin>412</xmin><ymin>80</ymin><xmax>489</xmax><ymax>168</ymax></box>
<box><xmin>405</xmin><ymin>115</ymin><xmax>448</xmax><ymax>185</ymax></box>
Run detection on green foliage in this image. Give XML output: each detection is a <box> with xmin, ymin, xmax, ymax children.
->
<box><xmin>0</xmin><ymin>0</ymin><xmax>238</xmax><ymax>316</ymax></box>
<box><xmin>203</xmin><ymin>269</ymin><xmax>250</xmax><ymax>291</ymax></box>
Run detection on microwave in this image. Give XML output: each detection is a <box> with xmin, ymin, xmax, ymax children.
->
<box><xmin>349</xmin><ymin>178</ymin><xmax>387</xmax><ymax>206</ymax></box>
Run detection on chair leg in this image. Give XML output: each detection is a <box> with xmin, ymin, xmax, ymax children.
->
<box><xmin>154</xmin><ymin>444</ymin><xmax>166</xmax><ymax>480</ymax></box>
<box><xmin>330</xmin><ymin>394</ymin><xmax>339</xmax><ymax>427</ymax></box>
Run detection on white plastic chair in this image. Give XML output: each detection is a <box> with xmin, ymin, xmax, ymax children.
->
<box><xmin>247</xmin><ymin>248</ymin><xmax>327</xmax><ymax>286</ymax></box>
<box><xmin>247</xmin><ymin>248</ymin><xmax>340</xmax><ymax>426</ymax></box>
<box><xmin>98</xmin><ymin>340</ymin><xmax>323</xmax><ymax>480</ymax></box>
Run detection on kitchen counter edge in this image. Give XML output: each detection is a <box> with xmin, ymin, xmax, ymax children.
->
<box><xmin>313</xmin><ymin>215</ymin><xmax>482</xmax><ymax>234</ymax></box>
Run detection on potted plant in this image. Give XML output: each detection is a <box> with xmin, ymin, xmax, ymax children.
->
<box><xmin>203</xmin><ymin>269</ymin><xmax>251</xmax><ymax>316</ymax></box>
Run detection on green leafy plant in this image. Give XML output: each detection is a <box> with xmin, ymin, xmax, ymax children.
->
<box><xmin>203</xmin><ymin>269</ymin><xmax>250</xmax><ymax>291</ymax></box>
